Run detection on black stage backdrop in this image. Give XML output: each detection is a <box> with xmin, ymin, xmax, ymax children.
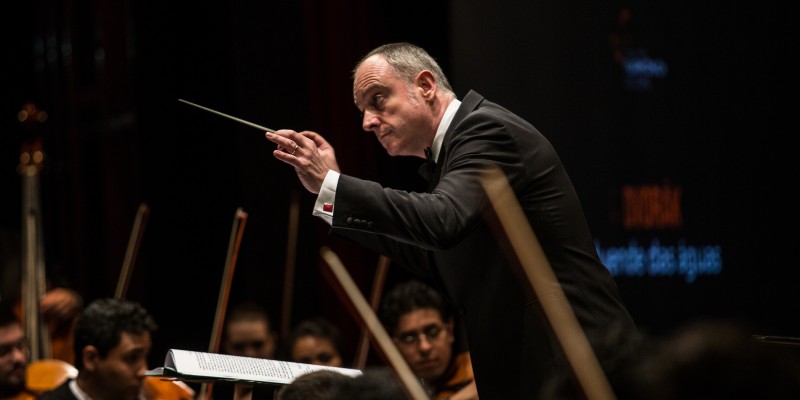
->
<box><xmin>2</xmin><ymin>0</ymin><xmax>795</xmax><ymax>375</ymax></box>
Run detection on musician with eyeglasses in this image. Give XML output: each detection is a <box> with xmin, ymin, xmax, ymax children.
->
<box><xmin>380</xmin><ymin>280</ymin><xmax>478</xmax><ymax>400</ymax></box>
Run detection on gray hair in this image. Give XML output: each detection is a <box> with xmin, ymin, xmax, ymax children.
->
<box><xmin>353</xmin><ymin>42</ymin><xmax>454</xmax><ymax>96</ymax></box>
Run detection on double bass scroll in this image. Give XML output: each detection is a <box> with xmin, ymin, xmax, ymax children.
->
<box><xmin>18</xmin><ymin>107</ymin><xmax>79</xmax><ymax>397</ymax></box>
<box><xmin>18</xmin><ymin>137</ymin><xmax>51</xmax><ymax>362</ymax></box>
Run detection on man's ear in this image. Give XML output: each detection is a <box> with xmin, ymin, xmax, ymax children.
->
<box><xmin>445</xmin><ymin>319</ymin><xmax>456</xmax><ymax>343</ymax></box>
<box><xmin>414</xmin><ymin>70</ymin><xmax>437</xmax><ymax>101</ymax></box>
<box><xmin>81</xmin><ymin>345</ymin><xmax>101</xmax><ymax>372</ymax></box>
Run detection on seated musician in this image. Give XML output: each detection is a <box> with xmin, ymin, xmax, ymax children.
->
<box><xmin>221</xmin><ymin>301</ymin><xmax>277</xmax><ymax>360</ymax></box>
<box><xmin>282</xmin><ymin>317</ymin><xmax>345</xmax><ymax>368</ymax></box>
<box><xmin>215</xmin><ymin>301</ymin><xmax>278</xmax><ymax>400</ymax></box>
<box><xmin>379</xmin><ymin>279</ymin><xmax>478</xmax><ymax>400</ymax></box>
<box><xmin>37</xmin><ymin>298</ymin><xmax>157</xmax><ymax>400</ymax></box>
<box><xmin>0</xmin><ymin>305</ymin><xmax>29</xmax><ymax>400</ymax></box>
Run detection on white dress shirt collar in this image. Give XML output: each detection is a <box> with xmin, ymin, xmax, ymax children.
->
<box><xmin>431</xmin><ymin>98</ymin><xmax>462</xmax><ymax>160</ymax></box>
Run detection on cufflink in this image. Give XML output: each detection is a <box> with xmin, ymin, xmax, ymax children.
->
<box><xmin>323</xmin><ymin>203</ymin><xmax>333</xmax><ymax>212</ymax></box>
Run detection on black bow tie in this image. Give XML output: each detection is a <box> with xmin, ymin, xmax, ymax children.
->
<box><xmin>418</xmin><ymin>147</ymin><xmax>436</xmax><ymax>181</ymax></box>
<box><xmin>425</xmin><ymin>147</ymin><xmax>436</xmax><ymax>165</ymax></box>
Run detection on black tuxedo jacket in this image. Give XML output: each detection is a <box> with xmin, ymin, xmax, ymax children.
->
<box><xmin>332</xmin><ymin>90</ymin><xmax>637</xmax><ymax>399</ymax></box>
<box><xmin>36</xmin><ymin>380</ymin><xmax>77</xmax><ymax>400</ymax></box>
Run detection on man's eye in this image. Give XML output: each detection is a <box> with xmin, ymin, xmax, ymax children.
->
<box><xmin>425</xmin><ymin>326</ymin><xmax>441</xmax><ymax>337</ymax></box>
<box><xmin>372</xmin><ymin>94</ymin><xmax>385</xmax><ymax>109</ymax></box>
<box><xmin>124</xmin><ymin>353</ymin><xmax>142</xmax><ymax>365</ymax></box>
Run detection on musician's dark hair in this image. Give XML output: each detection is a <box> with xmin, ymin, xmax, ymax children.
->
<box><xmin>336</xmin><ymin>367</ymin><xmax>409</xmax><ymax>400</ymax></box>
<box><xmin>379</xmin><ymin>279</ymin><xmax>453</xmax><ymax>334</ymax></box>
<box><xmin>281</xmin><ymin>317</ymin><xmax>344</xmax><ymax>362</ymax></box>
<box><xmin>72</xmin><ymin>298</ymin><xmax>157</xmax><ymax>370</ymax></box>
<box><xmin>224</xmin><ymin>301</ymin><xmax>272</xmax><ymax>331</ymax></box>
<box><xmin>276</xmin><ymin>370</ymin><xmax>353</xmax><ymax>400</ymax></box>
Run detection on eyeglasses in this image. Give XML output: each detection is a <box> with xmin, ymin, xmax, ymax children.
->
<box><xmin>0</xmin><ymin>337</ymin><xmax>29</xmax><ymax>359</ymax></box>
<box><xmin>393</xmin><ymin>324</ymin><xmax>445</xmax><ymax>347</ymax></box>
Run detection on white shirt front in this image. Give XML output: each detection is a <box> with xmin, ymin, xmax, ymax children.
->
<box><xmin>68</xmin><ymin>378</ymin><xmax>146</xmax><ymax>400</ymax></box>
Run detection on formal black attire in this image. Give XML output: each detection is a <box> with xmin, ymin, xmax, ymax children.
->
<box><xmin>331</xmin><ymin>90</ymin><xmax>638</xmax><ymax>399</ymax></box>
<box><xmin>36</xmin><ymin>380</ymin><xmax>77</xmax><ymax>400</ymax></box>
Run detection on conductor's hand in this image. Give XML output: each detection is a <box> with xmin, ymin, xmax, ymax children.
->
<box><xmin>266</xmin><ymin>130</ymin><xmax>340</xmax><ymax>194</ymax></box>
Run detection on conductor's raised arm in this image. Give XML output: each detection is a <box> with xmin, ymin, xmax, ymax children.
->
<box><xmin>265</xmin><ymin>129</ymin><xmax>340</xmax><ymax>194</ymax></box>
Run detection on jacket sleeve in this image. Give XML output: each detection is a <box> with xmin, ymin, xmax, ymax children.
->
<box><xmin>331</xmin><ymin>109</ymin><xmax>524</xmax><ymax>250</ymax></box>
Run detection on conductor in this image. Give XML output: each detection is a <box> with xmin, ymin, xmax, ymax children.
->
<box><xmin>265</xmin><ymin>42</ymin><xmax>638</xmax><ymax>399</ymax></box>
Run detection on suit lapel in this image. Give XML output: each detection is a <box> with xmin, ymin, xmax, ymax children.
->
<box><xmin>428</xmin><ymin>91</ymin><xmax>485</xmax><ymax>191</ymax></box>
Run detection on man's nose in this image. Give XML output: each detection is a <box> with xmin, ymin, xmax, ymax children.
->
<box><xmin>243</xmin><ymin>348</ymin><xmax>259</xmax><ymax>358</ymax></box>
<box><xmin>362</xmin><ymin>110</ymin><xmax>379</xmax><ymax>131</ymax></box>
<box><xmin>11</xmin><ymin>346</ymin><xmax>27</xmax><ymax>362</ymax></box>
<box><xmin>137</xmin><ymin>360</ymin><xmax>149</xmax><ymax>375</ymax></box>
<box><xmin>417</xmin><ymin>336</ymin><xmax>434</xmax><ymax>352</ymax></box>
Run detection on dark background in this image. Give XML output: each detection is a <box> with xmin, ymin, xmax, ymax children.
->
<box><xmin>2</xmin><ymin>0</ymin><xmax>795</xmax><ymax>372</ymax></box>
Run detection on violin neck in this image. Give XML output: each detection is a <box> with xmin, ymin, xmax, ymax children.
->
<box><xmin>20</xmin><ymin>150</ymin><xmax>51</xmax><ymax>361</ymax></box>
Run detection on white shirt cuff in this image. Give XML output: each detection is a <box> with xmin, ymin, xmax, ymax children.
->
<box><xmin>313</xmin><ymin>170</ymin><xmax>340</xmax><ymax>226</ymax></box>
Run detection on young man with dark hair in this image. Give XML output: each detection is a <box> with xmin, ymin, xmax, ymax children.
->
<box><xmin>37</xmin><ymin>298</ymin><xmax>158</xmax><ymax>400</ymax></box>
<box><xmin>380</xmin><ymin>279</ymin><xmax>477</xmax><ymax>400</ymax></box>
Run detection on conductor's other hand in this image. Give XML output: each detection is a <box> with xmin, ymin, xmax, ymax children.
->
<box><xmin>266</xmin><ymin>130</ymin><xmax>340</xmax><ymax>194</ymax></box>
